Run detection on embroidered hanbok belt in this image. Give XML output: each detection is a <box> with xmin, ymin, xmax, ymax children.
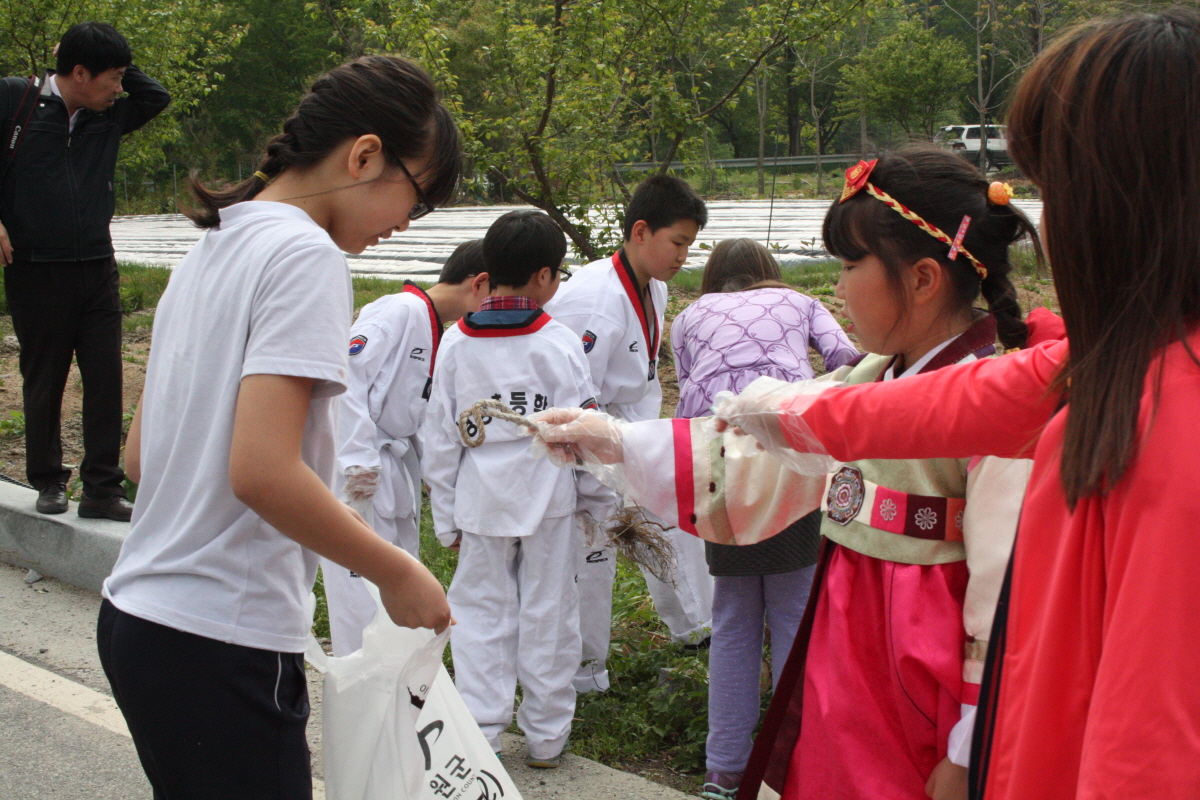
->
<box><xmin>822</xmin><ymin>466</ymin><xmax>965</xmax><ymax>542</ymax></box>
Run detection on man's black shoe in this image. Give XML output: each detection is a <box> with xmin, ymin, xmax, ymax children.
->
<box><xmin>77</xmin><ymin>494</ymin><xmax>134</xmax><ymax>522</ymax></box>
<box><xmin>35</xmin><ymin>484</ymin><xmax>68</xmax><ymax>514</ymax></box>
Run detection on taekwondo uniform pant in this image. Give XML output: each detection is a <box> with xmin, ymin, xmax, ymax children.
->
<box><xmin>321</xmin><ymin>498</ymin><xmax>420</xmax><ymax>657</ymax></box>
<box><xmin>449</xmin><ymin>516</ymin><xmax>580</xmax><ymax>760</ymax></box>
<box><xmin>575</xmin><ymin>518</ymin><xmax>714</xmax><ymax>694</ymax></box>
<box><xmin>643</xmin><ymin>525</ymin><xmax>714</xmax><ymax>645</ymax></box>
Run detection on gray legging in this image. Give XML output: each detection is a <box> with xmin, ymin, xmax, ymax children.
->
<box><xmin>705</xmin><ymin>564</ymin><xmax>817</xmax><ymax>774</ymax></box>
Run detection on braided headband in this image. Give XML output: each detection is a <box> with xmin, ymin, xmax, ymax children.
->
<box><xmin>839</xmin><ymin>159</ymin><xmax>1009</xmax><ymax>281</ymax></box>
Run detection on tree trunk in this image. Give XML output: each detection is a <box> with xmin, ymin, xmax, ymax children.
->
<box><xmin>976</xmin><ymin>6</ymin><xmax>989</xmax><ymax>171</ymax></box>
<box><xmin>703</xmin><ymin>129</ymin><xmax>717</xmax><ymax>192</ymax></box>
<box><xmin>811</xmin><ymin>63</ymin><xmax>823</xmax><ymax>196</ymax></box>
<box><xmin>784</xmin><ymin>44</ymin><xmax>802</xmax><ymax>157</ymax></box>
<box><xmin>657</xmin><ymin>130</ymin><xmax>686</xmax><ymax>175</ymax></box>
<box><xmin>859</xmin><ymin>18</ymin><xmax>869</xmax><ymax>155</ymax></box>
<box><xmin>1030</xmin><ymin>0</ymin><xmax>1045</xmax><ymax>57</ymax></box>
<box><xmin>757</xmin><ymin>71</ymin><xmax>768</xmax><ymax>196</ymax></box>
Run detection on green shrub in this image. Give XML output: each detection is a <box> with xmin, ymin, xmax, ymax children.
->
<box><xmin>119</xmin><ymin>263</ymin><xmax>173</xmax><ymax>312</ymax></box>
<box><xmin>0</xmin><ymin>410</ymin><xmax>24</xmax><ymax>438</ymax></box>
<box><xmin>354</xmin><ymin>276</ymin><xmax>421</xmax><ymax>311</ymax></box>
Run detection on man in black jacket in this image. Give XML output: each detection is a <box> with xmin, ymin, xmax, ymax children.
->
<box><xmin>0</xmin><ymin>22</ymin><xmax>169</xmax><ymax>520</ymax></box>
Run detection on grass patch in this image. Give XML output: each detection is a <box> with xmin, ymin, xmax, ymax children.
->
<box><xmin>0</xmin><ymin>410</ymin><xmax>25</xmax><ymax>438</ymax></box>
<box><xmin>119</xmin><ymin>263</ymin><xmax>173</xmax><ymax>313</ymax></box>
<box><xmin>354</xmin><ymin>275</ymin><xmax>420</xmax><ymax>311</ymax></box>
<box><xmin>1011</xmin><ymin>243</ymin><xmax>1043</xmax><ymax>278</ymax></box>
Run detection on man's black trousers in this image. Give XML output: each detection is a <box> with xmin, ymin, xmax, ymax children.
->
<box><xmin>5</xmin><ymin>257</ymin><xmax>126</xmax><ymax>496</ymax></box>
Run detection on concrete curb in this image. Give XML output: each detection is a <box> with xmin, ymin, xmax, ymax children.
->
<box><xmin>0</xmin><ymin>481</ymin><xmax>126</xmax><ymax>593</ymax></box>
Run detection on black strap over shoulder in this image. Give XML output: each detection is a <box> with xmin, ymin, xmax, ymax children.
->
<box><xmin>968</xmin><ymin>543</ymin><xmax>1016</xmax><ymax>799</ymax></box>
<box><xmin>2</xmin><ymin>75</ymin><xmax>42</xmax><ymax>186</ymax></box>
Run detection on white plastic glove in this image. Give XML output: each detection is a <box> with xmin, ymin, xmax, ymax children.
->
<box><xmin>712</xmin><ymin>376</ymin><xmax>843</xmax><ymax>477</ymax></box>
<box><xmin>576</xmin><ymin>510</ymin><xmax>603</xmax><ymax>547</ymax></box>
<box><xmin>342</xmin><ymin>465</ymin><xmax>381</xmax><ymax>502</ymax></box>
<box><xmin>529</xmin><ymin>408</ymin><xmax>638</xmax><ymax>498</ymax></box>
<box><xmin>529</xmin><ymin>408</ymin><xmax>626</xmax><ymax>467</ymax></box>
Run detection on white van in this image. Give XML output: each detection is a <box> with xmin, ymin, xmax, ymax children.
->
<box><xmin>938</xmin><ymin>124</ymin><xmax>1009</xmax><ymax>171</ymax></box>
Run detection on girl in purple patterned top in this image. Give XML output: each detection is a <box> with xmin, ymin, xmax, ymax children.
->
<box><xmin>672</xmin><ymin>241</ymin><xmax>857</xmax><ymax>419</ymax></box>
<box><xmin>670</xmin><ymin>239</ymin><xmax>857</xmax><ymax>800</ymax></box>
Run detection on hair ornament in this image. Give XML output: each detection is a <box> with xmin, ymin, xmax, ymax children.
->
<box><xmin>988</xmin><ymin>181</ymin><xmax>1014</xmax><ymax>205</ymax></box>
<box><xmin>947</xmin><ymin>215</ymin><xmax>972</xmax><ymax>262</ymax></box>
<box><xmin>253</xmin><ymin>170</ymin><xmax>270</xmax><ymax>183</ymax></box>
<box><xmin>840</xmin><ymin>159</ymin><xmax>878</xmax><ymax>203</ymax></box>
<box><xmin>840</xmin><ymin>158</ymin><xmax>989</xmax><ymax>280</ymax></box>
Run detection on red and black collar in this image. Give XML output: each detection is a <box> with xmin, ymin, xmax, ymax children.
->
<box><xmin>402</xmin><ymin>281</ymin><xmax>443</xmax><ymax>376</ymax></box>
<box><xmin>875</xmin><ymin>314</ymin><xmax>999</xmax><ymax>381</ymax></box>
<box><xmin>457</xmin><ymin>308</ymin><xmax>551</xmax><ymax>338</ymax></box>
<box><xmin>612</xmin><ymin>249</ymin><xmax>661</xmax><ymax>367</ymax></box>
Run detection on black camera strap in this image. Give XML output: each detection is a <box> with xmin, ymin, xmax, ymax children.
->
<box><xmin>2</xmin><ymin>75</ymin><xmax>43</xmax><ymax>186</ymax></box>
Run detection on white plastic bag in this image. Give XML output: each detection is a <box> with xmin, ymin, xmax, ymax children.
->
<box><xmin>307</xmin><ymin>586</ymin><xmax>523</xmax><ymax>800</ymax></box>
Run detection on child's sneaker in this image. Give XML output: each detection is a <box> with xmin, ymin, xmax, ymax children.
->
<box><xmin>700</xmin><ymin>771</ymin><xmax>741</xmax><ymax>799</ymax></box>
<box><xmin>524</xmin><ymin>752</ymin><xmax>562</xmax><ymax>769</ymax></box>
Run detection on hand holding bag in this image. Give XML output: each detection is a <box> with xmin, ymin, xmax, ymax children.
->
<box><xmin>307</xmin><ymin>585</ymin><xmax>523</xmax><ymax>800</ymax></box>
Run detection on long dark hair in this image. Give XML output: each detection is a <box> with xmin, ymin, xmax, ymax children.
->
<box><xmin>700</xmin><ymin>239</ymin><xmax>782</xmax><ymax>294</ymax></box>
<box><xmin>186</xmin><ymin>56</ymin><xmax>461</xmax><ymax>229</ymax></box>
<box><xmin>822</xmin><ymin>145</ymin><xmax>1041</xmax><ymax>350</ymax></box>
<box><xmin>1007</xmin><ymin>8</ymin><xmax>1200</xmax><ymax>507</ymax></box>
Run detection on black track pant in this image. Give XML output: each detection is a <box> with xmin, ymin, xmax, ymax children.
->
<box><xmin>97</xmin><ymin>600</ymin><xmax>313</xmax><ymax>799</ymax></box>
<box><xmin>5</xmin><ymin>257</ymin><xmax>125</xmax><ymax>495</ymax></box>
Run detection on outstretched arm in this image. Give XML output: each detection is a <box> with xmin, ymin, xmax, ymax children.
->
<box><xmin>714</xmin><ymin>340</ymin><xmax>1068</xmax><ymax>464</ymax></box>
<box><xmin>794</xmin><ymin>340</ymin><xmax>1066</xmax><ymax>462</ymax></box>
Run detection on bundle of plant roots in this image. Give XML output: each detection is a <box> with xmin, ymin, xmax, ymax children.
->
<box><xmin>600</xmin><ymin>505</ymin><xmax>676</xmax><ymax>586</ymax></box>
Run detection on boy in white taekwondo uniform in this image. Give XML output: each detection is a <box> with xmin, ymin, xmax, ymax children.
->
<box><xmin>545</xmin><ymin>175</ymin><xmax>713</xmax><ymax>693</ymax></box>
<box><xmin>322</xmin><ymin>242</ymin><xmax>489</xmax><ymax>656</ymax></box>
<box><xmin>423</xmin><ymin>211</ymin><xmax>599</xmax><ymax>769</ymax></box>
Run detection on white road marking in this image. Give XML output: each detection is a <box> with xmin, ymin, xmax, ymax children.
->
<box><xmin>0</xmin><ymin>650</ymin><xmax>128</xmax><ymax>737</ymax></box>
<box><xmin>0</xmin><ymin>650</ymin><xmax>327</xmax><ymax>798</ymax></box>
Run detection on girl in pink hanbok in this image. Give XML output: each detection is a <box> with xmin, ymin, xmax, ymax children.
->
<box><xmin>538</xmin><ymin>145</ymin><xmax>1045</xmax><ymax>800</ymax></box>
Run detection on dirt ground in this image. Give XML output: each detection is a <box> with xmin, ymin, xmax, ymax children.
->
<box><xmin>0</xmin><ymin>315</ymin><xmax>150</xmax><ymax>494</ymax></box>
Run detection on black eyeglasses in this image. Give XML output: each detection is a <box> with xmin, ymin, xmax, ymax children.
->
<box><xmin>556</xmin><ymin>266</ymin><xmax>572</xmax><ymax>281</ymax></box>
<box><xmin>396</xmin><ymin>160</ymin><xmax>434</xmax><ymax>220</ymax></box>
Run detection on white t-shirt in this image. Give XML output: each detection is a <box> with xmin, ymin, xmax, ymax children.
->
<box><xmin>103</xmin><ymin>201</ymin><xmax>352</xmax><ymax>653</ymax></box>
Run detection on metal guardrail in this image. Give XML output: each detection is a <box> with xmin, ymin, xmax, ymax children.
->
<box><xmin>618</xmin><ymin>154</ymin><xmax>860</xmax><ymax>171</ymax></box>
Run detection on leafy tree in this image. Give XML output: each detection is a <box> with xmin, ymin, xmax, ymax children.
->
<box><xmin>309</xmin><ymin>0</ymin><xmax>865</xmax><ymax>259</ymax></box>
<box><xmin>839</xmin><ymin>18</ymin><xmax>972</xmax><ymax>140</ymax></box>
<box><xmin>181</xmin><ymin>0</ymin><xmax>338</xmax><ymax>175</ymax></box>
<box><xmin>0</xmin><ymin>0</ymin><xmax>245</xmax><ymax>179</ymax></box>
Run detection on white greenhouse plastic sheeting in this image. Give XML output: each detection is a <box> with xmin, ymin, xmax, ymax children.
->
<box><xmin>111</xmin><ymin>199</ymin><xmax>1042</xmax><ymax>279</ymax></box>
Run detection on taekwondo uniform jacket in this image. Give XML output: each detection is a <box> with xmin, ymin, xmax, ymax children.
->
<box><xmin>422</xmin><ymin>307</ymin><xmax>598</xmax><ymax>543</ymax></box>
<box><xmin>545</xmin><ymin>251</ymin><xmax>667</xmax><ymax>423</ymax></box>
<box><xmin>336</xmin><ymin>282</ymin><xmax>442</xmax><ymax>523</ymax></box>
<box><xmin>548</xmin><ymin>250</ymin><xmax>713</xmax><ymax>653</ymax></box>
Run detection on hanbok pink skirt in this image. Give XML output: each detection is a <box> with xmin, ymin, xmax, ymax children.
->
<box><xmin>780</xmin><ymin>545</ymin><xmax>968</xmax><ymax>799</ymax></box>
